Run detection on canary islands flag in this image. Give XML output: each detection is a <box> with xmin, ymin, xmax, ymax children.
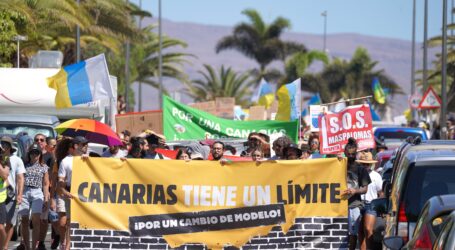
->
<box><xmin>372</xmin><ymin>77</ymin><xmax>386</xmax><ymax>104</ymax></box>
<box><xmin>251</xmin><ymin>78</ymin><xmax>275</xmax><ymax>108</ymax></box>
<box><xmin>47</xmin><ymin>54</ymin><xmax>114</xmax><ymax>109</ymax></box>
<box><xmin>276</xmin><ymin>78</ymin><xmax>301</xmax><ymax>121</ymax></box>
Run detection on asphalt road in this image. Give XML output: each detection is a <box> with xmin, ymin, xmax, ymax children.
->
<box><xmin>8</xmin><ymin>227</ymin><xmax>54</xmax><ymax>250</ymax></box>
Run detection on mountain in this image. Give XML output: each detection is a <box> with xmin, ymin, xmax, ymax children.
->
<box><xmin>133</xmin><ymin>18</ymin><xmax>436</xmax><ymax>118</ymax></box>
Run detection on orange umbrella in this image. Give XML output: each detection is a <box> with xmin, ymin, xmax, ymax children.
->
<box><xmin>55</xmin><ymin>119</ymin><xmax>122</xmax><ymax>146</ymax></box>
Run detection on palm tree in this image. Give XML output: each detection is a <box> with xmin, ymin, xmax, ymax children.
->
<box><xmin>282</xmin><ymin>50</ymin><xmax>329</xmax><ymax>85</ymax></box>
<box><xmin>0</xmin><ymin>0</ymin><xmax>143</xmax><ymax>65</ymax></box>
<box><xmin>216</xmin><ymin>9</ymin><xmax>306</xmax><ymax>83</ymax></box>
<box><xmin>185</xmin><ymin>65</ymin><xmax>255</xmax><ymax>106</ymax></box>
<box><xmin>424</xmin><ymin>35</ymin><xmax>455</xmax><ymax>112</ymax></box>
<box><xmin>301</xmin><ymin>47</ymin><xmax>402</xmax><ymax>114</ymax></box>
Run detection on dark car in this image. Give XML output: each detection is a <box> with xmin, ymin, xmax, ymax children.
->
<box><xmin>373</xmin><ymin>140</ymin><xmax>455</xmax><ymax>246</ymax></box>
<box><xmin>433</xmin><ymin>210</ymin><xmax>455</xmax><ymax>250</ymax></box>
<box><xmin>383</xmin><ymin>194</ymin><xmax>455</xmax><ymax>249</ymax></box>
<box><xmin>374</xmin><ymin>127</ymin><xmax>428</xmax><ymax>150</ymax></box>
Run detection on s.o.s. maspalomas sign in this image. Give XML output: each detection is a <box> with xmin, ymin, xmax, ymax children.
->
<box><xmin>70</xmin><ymin>158</ymin><xmax>348</xmax><ymax>249</ymax></box>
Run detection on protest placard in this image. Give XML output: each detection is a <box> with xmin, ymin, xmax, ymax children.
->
<box><xmin>163</xmin><ymin>96</ymin><xmax>298</xmax><ymax>142</ymax></box>
<box><xmin>318</xmin><ymin>104</ymin><xmax>375</xmax><ymax>154</ymax></box>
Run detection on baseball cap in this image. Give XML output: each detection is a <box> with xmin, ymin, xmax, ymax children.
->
<box><xmin>28</xmin><ymin>143</ymin><xmax>42</xmax><ymax>154</ymax></box>
<box><xmin>73</xmin><ymin>136</ymin><xmax>89</xmax><ymax>145</ymax></box>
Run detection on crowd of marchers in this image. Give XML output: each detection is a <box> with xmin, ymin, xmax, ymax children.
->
<box><xmin>0</xmin><ymin>128</ymin><xmax>390</xmax><ymax>250</ymax></box>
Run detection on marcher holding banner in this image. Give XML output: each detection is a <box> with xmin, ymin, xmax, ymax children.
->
<box><xmin>57</xmin><ymin>136</ymin><xmax>89</xmax><ymax>250</ymax></box>
<box><xmin>70</xmin><ymin>157</ymin><xmax>348</xmax><ymax>249</ymax></box>
<box><xmin>342</xmin><ymin>138</ymin><xmax>371</xmax><ymax>250</ymax></box>
<box><xmin>318</xmin><ymin>104</ymin><xmax>375</xmax><ymax>154</ymax></box>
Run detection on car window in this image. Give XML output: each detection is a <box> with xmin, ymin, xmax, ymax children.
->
<box><xmin>0</xmin><ymin>123</ymin><xmax>54</xmax><ymax>138</ymax></box>
<box><xmin>376</xmin><ymin>131</ymin><xmax>423</xmax><ymax>140</ymax></box>
<box><xmin>402</xmin><ymin>166</ymin><xmax>455</xmax><ymax>221</ymax></box>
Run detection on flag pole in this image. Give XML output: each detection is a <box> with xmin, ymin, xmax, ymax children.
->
<box><xmin>299</xmin><ymin>97</ymin><xmax>302</xmax><ymax>142</ymax></box>
<box><xmin>321</xmin><ymin>96</ymin><xmax>372</xmax><ymax>106</ymax></box>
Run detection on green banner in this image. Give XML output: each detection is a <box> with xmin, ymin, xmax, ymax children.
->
<box><xmin>163</xmin><ymin>96</ymin><xmax>298</xmax><ymax>142</ymax></box>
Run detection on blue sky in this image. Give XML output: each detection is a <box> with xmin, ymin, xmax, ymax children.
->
<box><xmin>132</xmin><ymin>0</ymin><xmax>446</xmax><ymax>42</ymax></box>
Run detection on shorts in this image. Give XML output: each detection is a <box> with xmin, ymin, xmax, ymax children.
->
<box><xmin>0</xmin><ymin>202</ymin><xmax>7</xmax><ymax>224</ymax></box>
<box><xmin>5</xmin><ymin>199</ymin><xmax>18</xmax><ymax>225</ymax></box>
<box><xmin>56</xmin><ymin>196</ymin><xmax>70</xmax><ymax>218</ymax></box>
<box><xmin>348</xmin><ymin>207</ymin><xmax>362</xmax><ymax>235</ymax></box>
<box><xmin>362</xmin><ymin>202</ymin><xmax>377</xmax><ymax>217</ymax></box>
<box><xmin>18</xmin><ymin>187</ymin><xmax>44</xmax><ymax>216</ymax></box>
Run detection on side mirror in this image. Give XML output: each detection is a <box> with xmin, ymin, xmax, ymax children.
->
<box><xmin>371</xmin><ymin>198</ymin><xmax>388</xmax><ymax>216</ymax></box>
<box><xmin>383</xmin><ymin>236</ymin><xmax>404</xmax><ymax>250</ymax></box>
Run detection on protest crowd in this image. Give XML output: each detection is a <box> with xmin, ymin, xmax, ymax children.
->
<box><xmin>2</xmin><ymin>111</ymin><xmax>454</xmax><ymax>250</ymax></box>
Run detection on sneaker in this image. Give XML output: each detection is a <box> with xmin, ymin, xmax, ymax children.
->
<box><xmin>37</xmin><ymin>241</ymin><xmax>47</xmax><ymax>250</ymax></box>
<box><xmin>51</xmin><ymin>235</ymin><xmax>60</xmax><ymax>250</ymax></box>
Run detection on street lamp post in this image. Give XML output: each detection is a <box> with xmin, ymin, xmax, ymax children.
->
<box><xmin>76</xmin><ymin>0</ymin><xmax>80</xmax><ymax>63</ymax></box>
<box><xmin>125</xmin><ymin>0</ymin><xmax>130</xmax><ymax>112</ymax></box>
<box><xmin>138</xmin><ymin>0</ymin><xmax>143</xmax><ymax>112</ymax></box>
<box><xmin>423</xmin><ymin>0</ymin><xmax>429</xmax><ymax>90</ymax></box>
<box><xmin>441</xmin><ymin>0</ymin><xmax>448</xmax><ymax>139</ymax></box>
<box><xmin>158</xmin><ymin>0</ymin><xmax>163</xmax><ymax>109</ymax></box>
<box><xmin>321</xmin><ymin>11</ymin><xmax>327</xmax><ymax>53</ymax></box>
<box><xmin>411</xmin><ymin>0</ymin><xmax>417</xmax><ymax>119</ymax></box>
<box><xmin>13</xmin><ymin>35</ymin><xmax>27</xmax><ymax>68</ymax></box>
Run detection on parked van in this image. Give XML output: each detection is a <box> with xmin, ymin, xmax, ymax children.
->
<box><xmin>0</xmin><ymin>114</ymin><xmax>59</xmax><ymax>138</ymax></box>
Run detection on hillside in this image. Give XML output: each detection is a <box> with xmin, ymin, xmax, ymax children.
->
<box><xmin>133</xmin><ymin>18</ymin><xmax>436</xmax><ymax>118</ymax></box>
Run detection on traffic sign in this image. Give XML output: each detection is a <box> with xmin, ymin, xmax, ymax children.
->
<box><xmin>408</xmin><ymin>92</ymin><xmax>422</xmax><ymax>109</ymax></box>
<box><xmin>418</xmin><ymin>86</ymin><xmax>441</xmax><ymax>109</ymax></box>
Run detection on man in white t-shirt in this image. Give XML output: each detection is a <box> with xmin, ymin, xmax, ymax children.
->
<box><xmin>57</xmin><ymin>136</ymin><xmax>88</xmax><ymax>250</ymax></box>
<box><xmin>0</xmin><ymin>136</ymin><xmax>25</xmax><ymax>250</ymax></box>
<box><xmin>357</xmin><ymin>152</ymin><xmax>383</xmax><ymax>250</ymax></box>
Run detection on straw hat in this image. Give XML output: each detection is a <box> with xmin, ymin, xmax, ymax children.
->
<box><xmin>356</xmin><ymin>152</ymin><xmax>378</xmax><ymax>164</ymax></box>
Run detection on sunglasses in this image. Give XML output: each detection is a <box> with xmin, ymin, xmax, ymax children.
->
<box><xmin>35</xmin><ymin>138</ymin><xmax>45</xmax><ymax>142</ymax></box>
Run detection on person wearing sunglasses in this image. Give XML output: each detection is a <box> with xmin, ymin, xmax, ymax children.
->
<box><xmin>33</xmin><ymin>134</ymin><xmax>47</xmax><ymax>153</ymax></box>
<box><xmin>0</xmin><ymin>136</ymin><xmax>24</xmax><ymax>250</ymax></box>
<box><xmin>37</xmin><ymin>136</ymin><xmax>57</xmax><ymax>250</ymax></box>
<box><xmin>307</xmin><ymin>134</ymin><xmax>326</xmax><ymax>159</ymax></box>
<box><xmin>18</xmin><ymin>144</ymin><xmax>50</xmax><ymax>250</ymax></box>
<box><xmin>57</xmin><ymin>136</ymin><xmax>89</xmax><ymax>250</ymax></box>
